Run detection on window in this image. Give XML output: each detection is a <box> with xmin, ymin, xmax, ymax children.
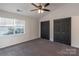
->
<box><xmin>0</xmin><ymin>17</ymin><xmax>25</xmax><ymax>35</ymax></box>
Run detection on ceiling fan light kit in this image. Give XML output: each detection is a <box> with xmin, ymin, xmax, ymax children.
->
<box><xmin>38</xmin><ymin>9</ymin><xmax>44</xmax><ymax>13</ymax></box>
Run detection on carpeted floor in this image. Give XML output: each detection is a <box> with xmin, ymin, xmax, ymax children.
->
<box><xmin>0</xmin><ymin>38</ymin><xmax>79</xmax><ymax>56</ymax></box>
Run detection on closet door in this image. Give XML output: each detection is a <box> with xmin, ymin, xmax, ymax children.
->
<box><xmin>54</xmin><ymin>17</ymin><xmax>71</xmax><ymax>45</ymax></box>
<box><xmin>41</xmin><ymin>21</ymin><xmax>50</xmax><ymax>40</ymax></box>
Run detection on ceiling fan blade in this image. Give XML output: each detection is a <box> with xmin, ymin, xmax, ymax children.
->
<box><xmin>44</xmin><ymin>3</ymin><xmax>50</xmax><ymax>7</ymax></box>
<box><xmin>31</xmin><ymin>9</ymin><xmax>38</xmax><ymax>11</ymax></box>
<box><xmin>42</xmin><ymin>9</ymin><xmax>50</xmax><ymax>12</ymax></box>
<box><xmin>32</xmin><ymin>3</ymin><xmax>39</xmax><ymax>8</ymax></box>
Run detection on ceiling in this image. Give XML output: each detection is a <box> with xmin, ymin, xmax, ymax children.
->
<box><xmin>0</xmin><ymin>3</ymin><xmax>65</xmax><ymax>18</ymax></box>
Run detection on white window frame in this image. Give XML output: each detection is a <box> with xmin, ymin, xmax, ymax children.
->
<box><xmin>0</xmin><ymin>17</ymin><xmax>25</xmax><ymax>36</ymax></box>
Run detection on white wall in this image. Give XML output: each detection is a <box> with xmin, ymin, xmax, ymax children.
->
<box><xmin>71</xmin><ymin>16</ymin><xmax>79</xmax><ymax>48</ymax></box>
<box><xmin>39</xmin><ymin>4</ymin><xmax>79</xmax><ymax>48</ymax></box>
<box><xmin>0</xmin><ymin>10</ymin><xmax>39</xmax><ymax>48</ymax></box>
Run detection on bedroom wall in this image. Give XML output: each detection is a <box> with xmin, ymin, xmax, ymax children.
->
<box><xmin>0</xmin><ymin>10</ymin><xmax>39</xmax><ymax>48</ymax></box>
<box><xmin>39</xmin><ymin>4</ymin><xmax>79</xmax><ymax>48</ymax></box>
<box><xmin>71</xmin><ymin>16</ymin><xmax>79</xmax><ymax>48</ymax></box>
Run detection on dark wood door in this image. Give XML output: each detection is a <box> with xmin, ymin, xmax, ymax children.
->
<box><xmin>54</xmin><ymin>17</ymin><xmax>71</xmax><ymax>45</ymax></box>
<box><xmin>41</xmin><ymin>21</ymin><xmax>50</xmax><ymax>40</ymax></box>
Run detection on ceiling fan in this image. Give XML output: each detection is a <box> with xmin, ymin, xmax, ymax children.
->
<box><xmin>31</xmin><ymin>3</ymin><xmax>50</xmax><ymax>13</ymax></box>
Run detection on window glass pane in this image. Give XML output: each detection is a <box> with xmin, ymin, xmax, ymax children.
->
<box><xmin>14</xmin><ymin>20</ymin><xmax>25</xmax><ymax>34</ymax></box>
<box><xmin>15</xmin><ymin>20</ymin><xmax>25</xmax><ymax>26</ymax></box>
<box><xmin>15</xmin><ymin>26</ymin><xmax>24</xmax><ymax>34</ymax></box>
<box><xmin>0</xmin><ymin>26</ymin><xmax>14</xmax><ymax>35</ymax></box>
<box><xmin>0</xmin><ymin>18</ymin><xmax>14</xmax><ymax>26</ymax></box>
